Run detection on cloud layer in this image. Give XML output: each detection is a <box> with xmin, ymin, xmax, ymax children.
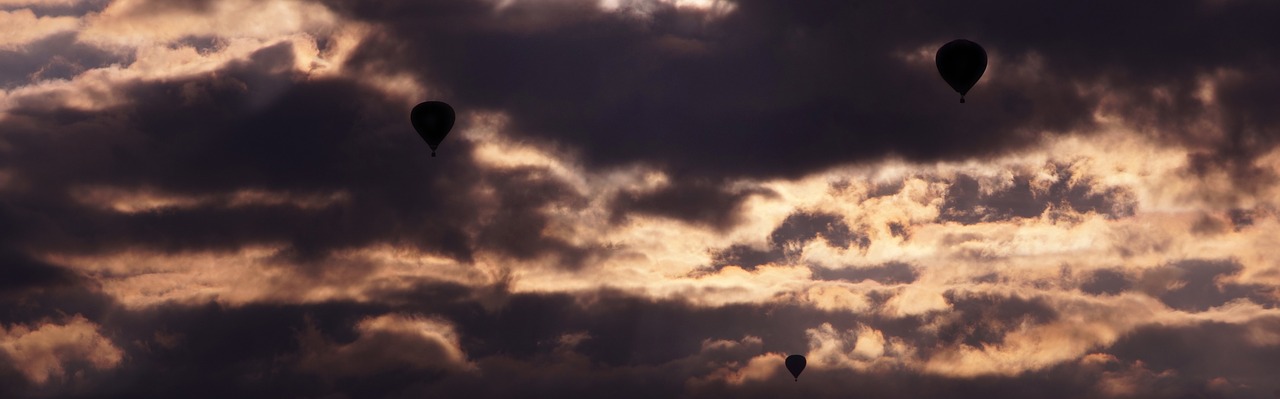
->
<box><xmin>3</xmin><ymin>0</ymin><xmax>1280</xmax><ymax>398</ymax></box>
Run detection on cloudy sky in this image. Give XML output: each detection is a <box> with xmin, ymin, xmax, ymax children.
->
<box><xmin>3</xmin><ymin>0</ymin><xmax>1280</xmax><ymax>397</ymax></box>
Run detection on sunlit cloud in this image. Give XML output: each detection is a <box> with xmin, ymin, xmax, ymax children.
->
<box><xmin>78</xmin><ymin>0</ymin><xmax>341</xmax><ymax>48</ymax></box>
<box><xmin>0</xmin><ymin>316</ymin><xmax>123</xmax><ymax>385</ymax></box>
<box><xmin>294</xmin><ymin>314</ymin><xmax>475</xmax><ymax>376</ymax></box>
<box><xmin>71</xmin><ymin>185</ymin><xmax>351</xmax><ymax>213</ymax></box>
<box><xmin>1</xmin><ymin>0</ymin><xmax>382</xmax><ymax>117</ymax></box>
<box><xmin>0</xmin><ymin>9</ymin><xmax>80</xmax><ymax>50</ymax></box>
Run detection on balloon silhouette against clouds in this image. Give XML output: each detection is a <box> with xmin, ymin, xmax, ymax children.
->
<box><xmin>936</xmin><ymin>39</ymin><xmax>988</xmax><ymax>103</ymax></box>
<box><xmin>785</xmin><ymin>354</ymin><xmax>806</xmax><ymax>381</ymax></box>
<box><xmin>411</xmin><ymin>101</ymin><xmax>456</xmax><ymax>157</ymax></box>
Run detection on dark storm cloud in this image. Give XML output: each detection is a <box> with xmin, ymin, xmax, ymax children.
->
<box><xmin>0</xmin><ymin>205</ymin><xmax>115</xmax><ymax>326</ymax></box>
<box><xmin>4</xmin><ymin>282</ymin><xmax>1269</xmax><ymax>399</ymax></box>
<box><xmin>385</xmin><ymin>286</ymin><xmax>829</xmax><ymax>365</ymax></box>
<box><xmin>315</xmin><ymin>0</ymin><xmax>1280</xmax><ymax>183</ymax></box>
<box><xmin>0</xmin><ymin>256</ymin><xmax>118</xmax><ymax>397</ymax></box>
<box><xmin>1</xmin><ymin>49</ymin><xmax>476</xmax><ymax>261</ymax></box>
<box><xmin>936</xmin><ymin>291</ymin><xmax>1058</xmax><ymax>348</ymax></box>
<box><xmin>473</xmin><ymin>166</ymin><xmax>600</xmax><ymax>268</ymax></box>
<box><xmin>2</xmin><ymin>285</ymin><xmax>848</xmax><ymax>397</ymax></box>
<box><xmin>810</xmin><ymin>262</ymin><xmax>918</xmax><ymax>285</ymax></box>
<box><xmin>1078</xmin><ymin>260</ymin><xmax>1278</xmax><ymax>309</ymax></box>
<box><xmin>770</xmin><ymin>211</ymin><xmax>865</xmax><ymax>251</ymax></box>
<box><xmin>0</xmin><ymin>33</ymin><xmax>131</xmax><ymax>89</ymax></box>
<box><xmin>710</xmin><ymin>210</ymin><xmax>866</xmax><ymax>269</ymax></box>
<box><xmin>610</xmin><ymin>178</ymin><xmax>772</xmax><ymax>230</ymax></box>
<box><xmin>0</xmin><ymin>248</ymin><xmax>76</xmax><ymax>293</ymax></box>
<box><xmin>0</xmin><ymin>0</ymin><xmax>110</xmax><ymax>17</ymax></box>
<box><xmin>8</xmin><ymin>286</ymin><xmax>783</xmax><ymax>398</ymax></box>
<box><xmin>327</xmin><ymin>0</ymin><xmax>1091</xmax><ymax>180</ymax></box>
<box><xmin>89</xmin><ymin>283</ymin><xmax>882</xmax><ymax>393</ymax></box>
<box><xmin>683</xmin><ymin>359</ymin><xmax>1248</xmax><ymax>399</ymax></box>
<box><xmin>0</xmin><ymin>42</ymin><xmax>592</xmax><ymax>267</ymax></box>
<box><xmin>710</xmin><ymin>243</ymin><xmax>781</xmax><ymax>270</ymax></box>
<box><xmin>1080</xmin><ymin>268</ymin><xmax>1130</xmax><ymax>296</ymax></box>
<box><xmin>81</xmin><ymin>301</ymin><xmax>389</xmax><ymax>399</ymax></box>
<box><xmin>1169</xmin><ymin>63</ymin><xmax>1280</xmax><ymax>192</ymax></box>
<box><xmin>1139</xmin><ymin>259</ymin><xmax>1278</xmax><ymax>311</ymax></box>
<box><xmin>1227</xmin><ymin>208</ymin><xmax>1256</xmax><ymax>230</ymax></box>
<box><xmin>0</xmin><ymin>354</ymin><xmax>33</xmax><ymax>399</ymax></box>
<box><xmin>377</xmin><ymin>283</ymin><xmax>1045</xmax><ymax>375</ymax></box>
<box><xmin>940</xmin><ymin>164</ymin><xmax>1137</xmax><ymax>224</ymax></box>
<box><xmin>1108</xmin><ymin>319</ymin><xmax>1280</xmax><ymax>397</ymax></box>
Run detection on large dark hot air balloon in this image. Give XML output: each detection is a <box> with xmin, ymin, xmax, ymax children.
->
<box><xmin>935</xmin><ymin>39</ymin><xmax>987</xmax><ymax>103</ymax></box>
<box><xmin>410</xmin><ymin>101</ymin><xmax>456</xmax><ymax>157</ymax></box>
<box><xmin>785</xmin><ymin>354</ymin><xmax>806</xmax><ymax>381</ymax></box>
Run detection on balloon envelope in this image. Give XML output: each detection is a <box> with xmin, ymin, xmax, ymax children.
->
<box><xmin>410</xmin><ymin>101</ymin><xmax>456</xmax><ymax>156</ymax></box>
<box><xmin>785</xmin><ymin>355</ymin><xmax>806</xmax><ymax>381</ymax></box>
<box><xmin>935</xmin><ymin>39</ymin><xmax>988</xmax><ymax>103</ymax></box>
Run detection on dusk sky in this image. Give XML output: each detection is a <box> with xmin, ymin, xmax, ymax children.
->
<box><xmin>3</xmin><ymin>0</ymin><xmax>1280</xmax><ymax>398</ymax></box>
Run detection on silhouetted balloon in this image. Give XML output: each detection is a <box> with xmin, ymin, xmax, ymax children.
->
<box><xmin>410</xmin><ymin>101</ymin><xmax>456</xmax><ymax>157</ymax></box>
<box><xmin>785</xmin><ymin>354</ymin><xmax>806</xmax><ymax>381</ymax></box>
<box><xmin>936</xmin><ymin>39</ymin><xmax>987</xmax><ymax>103</ymax></box>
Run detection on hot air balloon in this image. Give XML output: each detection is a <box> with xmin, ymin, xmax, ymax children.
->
<box><xmin>410</xmin><ymin>101</ymin><xmax>456</xmax><ymax>157</ymax></box>
<box><xmin>935</xmin><ymin>39</ymin><xmax>987</xmax><ymax>103</ymax></box>
<box><xmin>785</xmin><ymin>354</ymin><xmax>806</xmax><ymax>381</ymax></box>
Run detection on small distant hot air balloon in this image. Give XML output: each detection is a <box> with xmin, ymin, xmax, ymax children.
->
<box><xmin>935</xmin><ymin>39</ymin><xmax>988</xmax><ymax>103</ymax></box>
<box><xmin>410</xmin><ymin>101</ymin><xmax>456</xmax><ymax>157</ymax></box>
<box><xmin>785</xmin><ymin>354</ymin><xmax>806</xmax><ymax>381</ymax></box>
